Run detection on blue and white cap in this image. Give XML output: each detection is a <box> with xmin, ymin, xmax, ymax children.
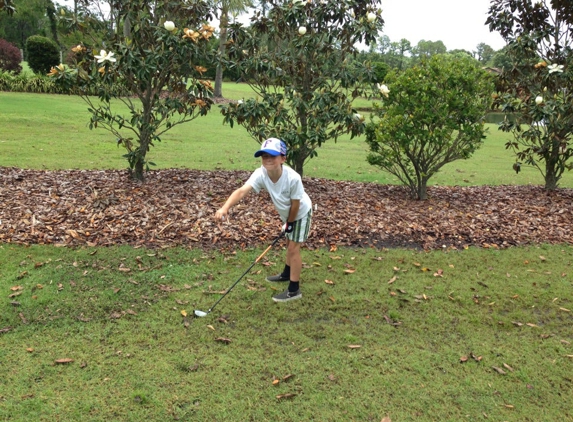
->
<box><xmin>254</xmin><ymin>138</ymin><xmax>287</xmax><ymax>157</ymax></box>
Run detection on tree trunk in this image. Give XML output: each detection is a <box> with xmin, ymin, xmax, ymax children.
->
<box><xmin>544</xmin><ymin>161</ymin><xmax>558</xmax><ymax>190</ymax></box>
<box><xmin>214</xmin><ymin>9</ymin><xmax>229</xmax><ymax>98</ymax></box>
<box><xmin>417</xmin><ymin>179</ymin><xmax>428</xmax><ymax>200</ymax></box>
<box><xmin>291</xmin><ymin>154</ymin><xmax>305</xmax><ymax>177</ymax></box>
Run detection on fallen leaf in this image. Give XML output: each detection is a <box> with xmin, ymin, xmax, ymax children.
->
<box><xmin>180</xmin><ymin>310</ymin><xmax>187</xmax><ymax>317</ymax></box>
<box><xmin>559</xmin><ymin>307</ymin><xmax>570</xmax><ymax>312</ymax></box>
<box><xmin>503</xmin><ymin>363</ymin><xmax>514</xmax><ymax>372</ymax></box>
<box><xmin>433</xmin><ymin>269</ymin><xmax>444</xmax><ymax>277</ymax></box>
<box><xmin>492</xmin><ymin>366</ymin><xmax>506</xmax><ymax>375</ymax></box>
<box><xmin>348</xmin><ymin>345</ymin><xmax>361</xmax><ymax>349</ymax></box>
<box><xmin>276</xmin><ymin>393</ymin><xmax>297</xmax><ymax>401</ymax></box>
<box><xmin>460</xmin><ymin>356</ymin><xmax>468</xmax><ymax>363</ymax></box>
<box><xmin>10</xmin><ymin>286</ymin><xmax>23</xmax><ymax>291</ymax></box>
<box><xmin>388</xmin><ymin>276</ymin><xmax>397</xmax><ymax>284</ymax></box>
<box><xmin>207</xmin><ymin>325</ymin><xmax>215</xmax><ymax>331</ymax></box>
<box><xmin>55</xmin><ymin>358</ymin><xmax>74</xmax><ymax>364</ymax></box>
<box><xmin>343</xmin><ymin>269</ymin><xmax>355</xmax><ymax>274</ymax></box>
<box><xmin>272</xmin><ymin>379</ymin><xmax>280</xmax><ymax>386</ymax></box>
<box><xmin>215</xmin><ymin>337</ymin><xmax>232</xmax><ymax>344</ymax></box>
<box><xmin>381</xmin><ymin>417</ymin><xmax>392</xmax><ymax>422</ymax></box>
<box><xmin>282</xmin><ymin>374</ymin><xmax>295</xmax><ymax>382</ymax></box>
<box><xmin>324</xmin><ymin>279</ymin><xmax>335</xmax><ymax>285</ymax></box>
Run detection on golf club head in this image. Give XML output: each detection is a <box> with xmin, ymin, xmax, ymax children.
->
<box><xmin>194</xmin><ymin>310</ymin><xmax>209</xmax><ymax>318</ymax></box>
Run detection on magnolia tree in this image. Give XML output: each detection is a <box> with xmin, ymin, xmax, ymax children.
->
<box><xmin>220</xmin><ymin>0</ymin><xmax>384</xmax><ymax>176</ymax></box>
<box><xmin>487</xmin><ymin>0</ymin><xmax>573</xmax><ymax>190</ymax></box>
<box><xmin>49</xmin><ymin>0</ymin><xmax>217</xmax><ymax>181</ymax></box>
<box><xmin>365</xmin><ymin>54</ymin><xmax>493</xmax><ymax>200</ymax></box>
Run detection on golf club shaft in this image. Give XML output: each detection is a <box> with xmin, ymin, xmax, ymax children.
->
<box><xmin>206</xmin><ymin>232</ymin><xmax>284</xmax><ymax>313</ymax></box>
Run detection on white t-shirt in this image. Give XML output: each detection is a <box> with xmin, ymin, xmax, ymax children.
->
<box><xmin>246</xmin><ymin>165</ymin><xmax>312</xmax><ymax>222</ymax></box>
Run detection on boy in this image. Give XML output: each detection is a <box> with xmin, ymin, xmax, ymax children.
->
<box><xmin>214</xmin><ymin>138</ymin><xmax>312</xmax><ymax>302</ymax></box>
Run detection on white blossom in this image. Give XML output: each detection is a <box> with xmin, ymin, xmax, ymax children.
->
<box><xmin>377</xmin><ymin>83</ymin><xmax>390</xmax><ymax>97</ymax></box>
<box><xmin>535</xmin><ymin>96</ymin><xmax>543</xmax><ymax>105</ymax></box>
<box><xmin>164</xmin><ymin>21</ymin><xmax>175</xmax><ymax>31</ymax></box>
<box><xmin>94</xmin><ymin>50</ymin><xmax>116</xmax><ymax>63</ymax></box>
<box><xmin>548</xmin><ymin>63</ymin><xmax>564</xmax><ymax>74</ymax></box>
<box><xmin>298</xmin><ymin>26</ymin><xmax>307</xmax><ymax>35</ymax></box>
<box><xmin>367</xmin><ymin>12</ymin><xmax>376</xmax><ymax>22</ymax></box>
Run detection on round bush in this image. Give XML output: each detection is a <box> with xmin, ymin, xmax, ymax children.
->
<box><xmin>0</xmin><ymin>38</ymin><xmax>22</xmax><ymax>74</ymax></box>
<box><xmin>26</xmin><ymin>35</ymin><xmax>60</xmax><ymax>75</ymax></box>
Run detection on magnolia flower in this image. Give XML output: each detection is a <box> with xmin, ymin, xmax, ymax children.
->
<box><xmin>298</xmin><ymin>26</ymin><xmax>307</xmax><ymax>35</ymax></box>
<box><xmin>535</xmin><ymin>96</ymin><xmax>543</xmax><ymax>105</ymax></box>
<box><xmin>548</xmin><ymin>63</ymin><xmax>564</xmax><ymax>74</ymax></box>
<box><xmin>354</xmin><ymin>113</ymin><xmax>364</xmax><ymax>122</ymax></box>
<box><xmin>237</xmin><ymin>99</ymin><xmax>244</xmax><ymax>104</ymax></box>
<box><xmin>367</xmin><ymin>12</ymin><xmax>376</xmax><ymax>22</ymax></box>
<box><xmin>377</xmin><ymin>83</ymin><xmax>390</xmax><ymax>97</ymax></box>
<box><xmin>71</xmin><ymin>44</ymin><xmax>86</xmax><ymax>54</ymax></box>
<box><xmin>349</xmin><ymin>9</ymin><xmax>356</xmax><ymax>18</ymax></box>
<box><xmin>47</xmin><ymin>64</ymin><xmax>65</xmax><ymax>77</ymax></box>
<box><xmin>164</xmin><ymin>21</ymin><xmax>175</xmax><ymax>31</ymax></box>
<box><xmin>94</xmin><ymin>50</ymin><xmax>116</xmax><ymax>63</ymax></box>
<box><xmin>183</xmin><ymin>28</ymin><xmax>200</xmax><ymax>42</ymax></box>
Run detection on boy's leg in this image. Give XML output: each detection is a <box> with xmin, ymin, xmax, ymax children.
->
<box><xmin>272</xmin><ymin>209</ymin><xmax>312</xmax><ymax>302</ymax></box>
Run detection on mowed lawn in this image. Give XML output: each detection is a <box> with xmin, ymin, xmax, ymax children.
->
<box><xmin>0</xmin><ymin>88</ymin><xmax>572</xmax><ymax>421</ymax></box>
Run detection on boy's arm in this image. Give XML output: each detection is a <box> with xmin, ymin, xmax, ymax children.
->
<box><xmin>215</xmin><ymin>184</ymin><xmax>253</xmax><ymax>220</ymax></box>
<box><xmin>286</xmin><ymin>199</ymin><xmax>300</xmax><ymax>228</ymax></box>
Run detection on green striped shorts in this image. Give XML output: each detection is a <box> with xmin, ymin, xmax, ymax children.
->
<box><xmin>287</xmin><ymin>209</ymin><xmax>312</xmax><ymax>243</ymax></box>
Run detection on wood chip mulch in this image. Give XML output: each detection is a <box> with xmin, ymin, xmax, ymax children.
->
<box><xmin>1</xmin><ymin>167</ymin><xmax>572</xmax><ymax>251</ymax></box>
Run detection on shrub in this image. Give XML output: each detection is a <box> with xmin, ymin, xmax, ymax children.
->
<box><xmin>0</xmin><ymin>38</ymin><xmax>22</xmax><ymax>74</ymax></box>
<box><xmin>26</xmin><ymin>35</ymin><xmax>60</xmax><ymax>75</ymax></box>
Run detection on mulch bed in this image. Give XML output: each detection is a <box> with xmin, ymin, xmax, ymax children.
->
<box><xmin>1</xmin><ymin>167</ymin><xmax>572</xmax><ymax>251</ymax></box>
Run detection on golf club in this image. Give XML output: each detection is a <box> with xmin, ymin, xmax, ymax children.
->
<box><xmin>194</xmin><ymin>231</ymin><xmax>285</xmax><ymax>317</ymax></box>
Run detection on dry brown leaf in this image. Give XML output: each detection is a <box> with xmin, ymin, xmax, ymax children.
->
<box><xmin>276</xmin><ymin>393</ymin><xmax>296</xmax><ymax>400</ymax></box>
<box><xmin>180</xmin><ymin>310</ymin><xmax>187</xmax><ymax>317</ymax></box>
<box><xmin>381</xmin><ymin>417</ymin><xmax>392</xmax><ymax>422</ymax></box>
<box><xmin>324</xmin><ymin>279</ymin><xmax>335</xmax><ymax>285</ymax></box>
<box><xmin>388</xmin><ymin>276</ymin><xmax>397</xmax><ymax>284</ymax></box>
<box><xmin>460</xmin><ymin>356</ymin><xmax>468</xmax><ymax>363</ymax></box>
<box><xmin>492</xmin><ymin>366</ymin><xmax>506</xmax><ymax>375</ymax></box>
<box><xmin>348</xmin><ymin>345</ymin><xmax>361</xmax><ymax>349</ymax></box>
<box><xmin>343</xmin><ymin>269</ymin><xmax>355</xmax><ymax>274</ymax></box>
<box><xmin>215</xmin><ymin>337</ymin><xmax>232</xmax><ymax>344</ymax></box>
<box><xmin>503</xmin><ymin>363</ymin><xmax>514</xmax><ymax>372</ymax></box>
<box><xmin>55</xmin><ymin>358</ymin><xmax>74</xmax><ymax>364</ymax></box>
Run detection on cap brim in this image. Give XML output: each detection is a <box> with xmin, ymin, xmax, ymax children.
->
<box><xmin>254</xmin><ymin>149</ymin><xmax>281</xmax><ymax>157</ymax></box>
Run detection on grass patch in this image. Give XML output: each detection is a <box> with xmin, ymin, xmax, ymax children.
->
<box><xmin>1</xmin><ymin>91</ymin><xmax>571</xmax><ymax>187</ymax></box>
<box><xmin>1</xmin><ymin>243</ymin><xmax>572</xmax><ymax>421</ymax></box>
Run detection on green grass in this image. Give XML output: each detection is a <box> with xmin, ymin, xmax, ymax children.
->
<box><xmin>1</xmin><ymin>243</ymin><xmax>572</xmax><ymax>421</ymax></box>
<box><xmin>1</xmin><ymin>91</ymin><xmax>570</xmax><ymax>187</ymax></box>
<box><xmin>1</xmin><ymin>87</ymin><xmax>573</xmax><ymax>421</ymax></box>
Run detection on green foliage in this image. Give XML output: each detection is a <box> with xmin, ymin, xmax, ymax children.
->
<box><xmin>49</xmin><ymin>0</ymin><xmax>218</xmax><ymax>181</ymax></box>
<box><xmin>487</xmin><ymin>0</ymin><xmax>573</xmax><ymax>190</ymax></box>
<box><xmin>365</xmin><ymin>54</ymin><xmax>494</xmax><ymax>199</ymax></box>
<box><xmin>0</xmin><ymin>38</ymin><xmax>21</xmax><ymax>73</ymax></box>
<box><xmin>220</xmin><ymin>0</ymin><xmax>384</xmax><ymax>176</ymax></box>
<box><xmin>25</xmin><ymin>34</ymin><xmax>59</xmax><ymax>74</ymax></box>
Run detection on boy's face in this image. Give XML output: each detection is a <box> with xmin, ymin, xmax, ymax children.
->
<box><xmin>260</xmin><ymin>153</ymin><xmax>286</xmax><ymax>171</ymax></box>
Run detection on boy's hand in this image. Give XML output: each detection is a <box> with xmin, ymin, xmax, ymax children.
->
<box><xmin>283</xmin><ymin>221</ymin><xmax>296</xmax><ymax>233</ymax></box>
<box><xmin>215</xmin><ymin>208</ymin><xmax>228</xmax><ymax>221</ymax></box>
